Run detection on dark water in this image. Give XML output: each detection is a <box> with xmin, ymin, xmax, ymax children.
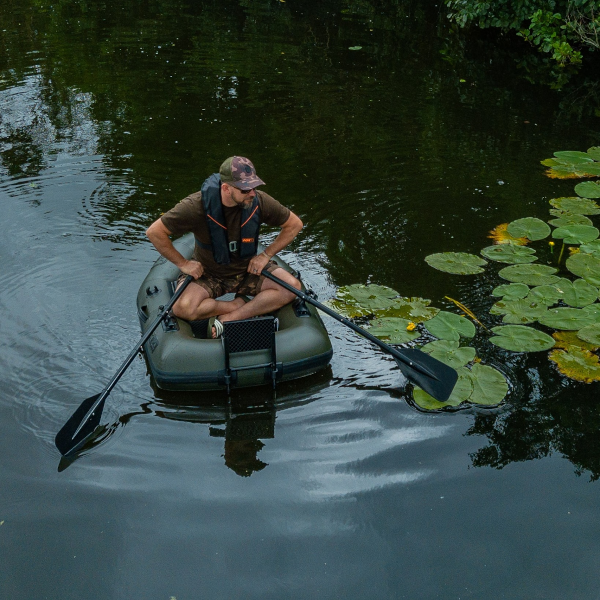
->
<box><xmin>2</xmin><ymin>1</ymin><xmax>600</xmax><ymax>598</ymax></box>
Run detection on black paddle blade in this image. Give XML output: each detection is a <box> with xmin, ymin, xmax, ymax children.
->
<box><xmin>393</xmin><ymin>349</ymin><xmax>458</xmax><ymax>402</ymax></box>
<box><xmin>55</xmin><ymin>393</ymin><xmax>106</xmax><ymax>456</ymax></box>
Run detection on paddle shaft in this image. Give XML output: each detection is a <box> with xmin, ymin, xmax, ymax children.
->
<box><xmin>67</xmin><ymin>275</ymin><xmax>194</xmax><ymax>441</ymax></box>
<box><xmin>262</xmin><ymin>270</ymin><xmax>439</xmax><ymax>380</ymax></box>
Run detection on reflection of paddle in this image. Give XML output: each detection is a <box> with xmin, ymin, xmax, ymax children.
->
<box><xmin>262</xmin><ymin>270</ymin><xmax>458</xmax><ymax>402</ymax></box>
<box><xmin>55</xmin><ymin>275</ymin><xmax>194</xmax><ymax>457</ymax></box>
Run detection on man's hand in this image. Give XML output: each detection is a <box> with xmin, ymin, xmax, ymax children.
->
<box><xmin>181</xmin><ymin>259</ymin><xmax>204</xmax><ymax>279</ymax></box>
<box><xmin>248</xmin><ymin>253</ymin><xmax>270</xmax><ymax>276</ymax></box>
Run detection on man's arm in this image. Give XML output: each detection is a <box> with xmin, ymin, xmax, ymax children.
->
<box><xmin>247</xmin><ymin>212</ymin><xmax>303</xmax><ymax>274</ymax></box>
<box><xmin>146</xmin><ymin>218</ymin><xmax>204</xmax><ymax>279</ymax></box>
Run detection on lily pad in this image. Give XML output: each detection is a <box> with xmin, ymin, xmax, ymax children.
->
<box><xmin>480</xmin><ymin>245</ymin><xmax>536</xmax><ymax>264</ymax></box>
<box><xmin>538</xmin><ymin>307</ymin><xmax>597</xmax><ymax>330</ymax></box>
<box><xmin>487</xmin><ymin>223</ymin><xmax>528</xmax><ymax>246</ymax></box>
<box><xmin>492</xmin><ymin>283</ymin><xmax>530</xmax><ymax>300</ymax></box>
<box><xmin>553</xmin><ymin>330</ymin><xmax>599</xmax><ymax>352</ymax></box>
<box><xmin>368</xmin><ymin>317</ymin><xmax>422</xmax><ymax>344</ymax></box>
<box><xmin>560</xmin><ymin>279</ymin><xmax>599</xmax><ymax>307</ymax></box>
<box><xmin>377</xmin><ymin>297</ymin><xmax>439</xmax><ymax>322</ymax></box>
<box><xmin>580</xmin><ymin>240</ymin><xmax>600</xmax><ymax>256</ymax></box>
<box><xmin>549</xmin><ymin>347</ymin><xmax>600</xmax><ymax>382</ymax></box>
<box><xmin>549</xmin><ymin>196</ymin><xmax>600</xmax><ymax>215</ymax></box>
<box><xmin>575</xmin><ymin>181</ymin><xmax>600</xmax><ymax>199</ymax></box>
<box><xmin>425</xmin><ymin>252</ymin><xmax>487</xmax><ymax>275</ymax></box>
<box><xmin>420</xmin><ymin>339</ymin><xmax>476</xmax><ymax>368</ymax></box>
<box><xmin>577</xmin><ymin>323</ymin><xmax>600</xmax><ymax>346</ymax></box>
<box><xmin>552</xmin><ymin>225</ymin><xmax>599</xmax><ymax>245</ymax></box>
<box><xmin>324</xmin><ymin>299</ymin><xmax>372</xmax><ymax>318</ymax></box>
<box><xmin>337</xmin><ymin>283</ymin><xmax>398</xmax><ymax>305</ymax></box>
<box><xmin>469</xmin><ymin>363</ymin><xmax>508</xmax><ymax>406</ymax></box>
<box><xmin>526</xmin><ymin>284</ymin><xmax>564</xmax><ymax>306</ymax></box>
<box><xmin>506</xmin><ymin>217</ymin><xmax>551</xmax><ymax>241</ymax></box>
<box><xmin>587</xmin><ymin>146</ymin><xmax>600</xmax><ymax>161</ymax></box>
<box><xmin>548</xmin><ymin>214</ymin><xmax>593</xmax><ymax>227</ymax></box>
<box><xmin>498</xmin><ymin>264</ymin><xmax>560</xmax><ymax>286</ymax></box>
<box><xmin>412</xmin><ymin>367</ymin><xmax>474</xmax><ymax>410</ymax></box>
<box><xmin>489</xmin><ymin>325</ymin><xmax>555</xmax><ymax>352</ymax></box>
<box><xmin>554</xmin><ymin>151</ymin><xmax>595</xmax><ymax>163</ymax></box>
<box><xmin>545</xmin><ymin>163</ymin><xmax>600</xmax><ymax>178</ymax></box>
<box><xmin>490</xmin><ymin>298</ymin><xmax>548</xmax><ymax>324</ymax></box>
<box><xmin>565</xmin><ymin>253</ymin><xmax>600</xmax><ymax>286</ymax></box>
<box><xmin>422</xmin><ymin>310</ymin><xmax>476</xmax><ymax>340</ymax></box>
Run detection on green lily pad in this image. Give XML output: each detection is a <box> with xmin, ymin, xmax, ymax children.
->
<box><xmin>545</xmin><ymin>164</ymin><xmax>600</xmax><ymax>178</ymax></box>
<box><xmin>377</xmin><ymin>297</ymin><xmax>439</xmax><ymax>322</ymax></box>
<box><xmin>549</xmin><ymin>347</ymin><xmax>600</xmax><ymax>382</ymax></box>
<box><xmin>580</xmin><ymin>240</ymin><xmax>600</xmax><ymax>256</ymax></box>
<box><xmin>554</xmin><ymin>151</ymin><xmax>595</xmax><ymax>163</ymax></box>
<box><xmin>422</xmin><ymin>310</ymin><xmax>476</xmax><ymax>340</ymax></box>
<box><xmin>526</xmin><ymin>284</ymin><xmax>564</xmax><ymax>306</ymax></box>
<box><xmin>575</xmin><ymin>181</ymin><xmax>600</xmax><ymax>199</ymax></box>
<box><xmin>480</xmin><ymin>245</ymin><xmax>537</xmax><ymax>264</ymax></box>
<box><xmin>412</xmin><ymin>367</ymin><xmax>474</xmax><ymax>410</ymax></box>
<box><xmin>565</xmin><ymin>253</ymin><xmax>600</xmax><ymax>286</ymax></box>
<box><xmin>489</xmin><ymin>325</ymin><xmax>555</xmax><ymax>352</ymax></box>
<box><xmin>583</xmin><ymin>304</ymin><xmax>600</xmax><ymax>319</ymax></box>
<box><xmin>498</xmin><ymin>264</ymin><xmax>560</xmax><ymax>286</ymax></box>
<box><xmin>469</xmin><ymin>363</ymin><xmax>508</xmax><ymax>406</ymax></box>
<box><xmin>587</xmin><ymin>146</ymin><xmax>600</xmax><ymax>161</ymax></box>
<box><xmin>549</xmin><ymin>197</ymin><xmax>600</xmax><ymax>215</ymax></box>
<box><xmin>490</xmin><ymin>298</ymin><xmax>548</xmax><ymax>324</ymax></box>
<box><xmin>424</xmin><ymin>252</ymin><xmax>487</xmax><ymax>275</ymax></box>
<box><xmin>367</xmin><ymin>317</ymin><xmax>422</xmax><ymax>344</ymax></box>
<box><xmin>577</xmin><ymin>323</ymin><xmax>600</xmax><ymax>346</ymax></box>
<box><xmin>560</xmin><ymin>279</ymin><xmax>599</xmax><ymax>307</ymax></box>
<box><xmin>506</xmin><ymin>217</ymin><xmax>551</xmax><ymax>241</ymax></box>
<box><xmin>548</xmin><ymin>214</ymin><xmax>593</xmax><ymax>227</ymax></box>
<box><xmin>538</xmin><ymin>307</ymin><xmax>598</xmax><ymax>330</ymax></box>
<box><xmin>420</xmin><ymin>339</ymin><xmax>476</xmax><ymax>368</ymax></box>
<box><xmin>492</xmin><ymin>283</ymin><xmax>530</xmax><ymax>300</ymax></box>
<box><xmin>337</xmin><ymin>284</ymin><xmax>398</xmax><ymax>309</ymax></box>
<box><xmin>324</xmin><ymin>299</ymin><xmax>373</xmax><ymax>318</ymax></box>
<box><xmin>552</xmin><ymin>225</ymin><xmax>599</xmax><ymax>244</ymax></box>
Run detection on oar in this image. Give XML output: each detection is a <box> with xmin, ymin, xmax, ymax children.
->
<box><xmin>55</xmin><ymin>275</ymin><xmax>194</xmax><ymax>456</ymax></box>
<box><xmin>262</xmin><ymin>270</ymin><xmax>458</xmax><ymax>402</ymax></box>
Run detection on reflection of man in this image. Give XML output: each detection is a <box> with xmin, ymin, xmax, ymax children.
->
<box><xmin>146</xmin><ymin>156</ymin><xmax>303</xmax><ymax>337</ymax></box>
<box><xmin>224</xmin><ymin>439</ymin><xmax>268</xmax><ymax>477</ymax></box>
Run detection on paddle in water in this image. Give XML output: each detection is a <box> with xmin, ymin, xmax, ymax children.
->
<box><xmin>55</xmin><ymin>275</ymin><xmax>194</xmax><ymax>456</ymax></box>
<box><xmin>261</xmin><ymin>270</ymin><xmax>458</xmax><ymax>401</ymax></box>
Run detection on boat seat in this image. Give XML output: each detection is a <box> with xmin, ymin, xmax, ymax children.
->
<box><xmin>221</xmin><ymin>316</ymin><xmax>280</xmax><ymax>393</ymax></box>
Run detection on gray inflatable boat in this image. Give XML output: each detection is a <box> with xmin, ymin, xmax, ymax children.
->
<box><xmin>137</xmin><ymin>234</ymin><xmax>333</xmax><ymax>392</ymax></box>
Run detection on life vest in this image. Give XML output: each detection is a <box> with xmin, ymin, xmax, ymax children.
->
<box><xmin>197</xmin><ymin>173</ymin><xmax>261</xmax><ymax>264</ymax></box>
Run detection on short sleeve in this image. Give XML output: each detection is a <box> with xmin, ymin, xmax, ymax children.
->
<box><xmin>257</xmin><ymin>191</ymin><xmax>291</xmax><ymax>227</ymax></box>
<box><xmin>160</xmin><ymin>192</ymin><xmax>203</xmax><ymax>235</ymax></box>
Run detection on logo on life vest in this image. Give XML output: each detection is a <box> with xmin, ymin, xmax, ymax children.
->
<box><xmin>242</xmin><ymin>238</ymin><xmax>255</xmax><ymax>243</ymax></box>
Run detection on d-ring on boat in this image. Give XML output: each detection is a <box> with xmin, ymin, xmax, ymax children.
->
<box><xmin>137</xmin><ymin>233</ymin><xmax>333</xmax><ymax>392</ymax></box>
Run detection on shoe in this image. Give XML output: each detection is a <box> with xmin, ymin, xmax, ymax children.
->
<box><xmin>212</xmin><ymin>317</ymin><xmax>224</xmax><ymax>339</ymax></box>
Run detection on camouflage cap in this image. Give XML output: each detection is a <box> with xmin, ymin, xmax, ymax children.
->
<box><xmin>219</xmin><ymin>156</ymin><xmax>266</xmax><ymax>190</ymax></box>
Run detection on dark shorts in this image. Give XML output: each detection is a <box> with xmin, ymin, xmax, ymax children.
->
<box><xmin>178</xmin><ymin>261</ymin><xmax>280</xmax><ymax>299</ymax></box>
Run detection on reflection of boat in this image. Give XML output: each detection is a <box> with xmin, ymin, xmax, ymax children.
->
<box><xmin>137</xmin><ymin>233</ymin><xmax>333</xmax><ymax>392</ymax></box>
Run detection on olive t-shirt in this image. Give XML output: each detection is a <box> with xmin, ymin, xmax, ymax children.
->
<box><xmin>161</xmin><ymin>190</ymin><xmax>290</xmax><ymax>278</ymax></box>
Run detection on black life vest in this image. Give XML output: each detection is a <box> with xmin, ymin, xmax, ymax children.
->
<box><xmin>197</xmin><ymin>173</ymin><xmax>261</xmax><ymax>265</ymax></box>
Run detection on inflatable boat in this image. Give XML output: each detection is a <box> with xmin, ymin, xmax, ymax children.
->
<box><xmin>137</xmin><ymin>234</ymin><xmax>333</xmax><ymax>392</ymax></box>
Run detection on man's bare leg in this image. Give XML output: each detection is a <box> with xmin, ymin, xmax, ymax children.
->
<box><xmin>173</xmin><ymin>283</ymin><xmax>246</xmax><ymax>321</ymax></box>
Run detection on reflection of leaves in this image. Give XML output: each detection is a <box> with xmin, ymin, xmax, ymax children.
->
<box><xmin>367</xmin><ymin>317</ymin><xmax>422</xmax><ymax>344</ymax></box>
<box><xmin>424</xmin><ymin>252</ymin><xmax>486</xmax><ymax>275</ymax></box>
<box><xmin>480</xmin><ymin>244</ymin><xmax>536</xmax><ymax>264</ymax></box>
<box><xmin>422</xmin><ymin>310</ymin><xmax>475</xmax><ymax>340</ymax></box>
<box><xmin>490</xmin><ymin>298</ymin><xmax>548</xmax><ymax>324</ymax></box>
<box><xmin>489</xmin><ymin>325</ymin><xmax>555</xmax><ymax>352</ymax></box>
<box><xmin>549</xmin><ymin>347</ymin><xmax>600</xmax><ymax>382</ymax></box>
<box><xmin>469</xmin><ymin>364</ymin><xmax>508</xmax><ymax>406</ymax></box>
<box><xmin>498</xmin><ymin>264</ymin><xmax>560</xmax><ymax>286</ymax></box>
<box><xmin>506</xmin><ymin>217</ymin><xmax>550</xmax><ymax>241</ymax></box>
<box><xmin>552</xmin><ymin>224</ymin><xmax>599</xmax><ymax>244</ymax></box>
<box><xmin>487</xmin><ymin>223</ymin><xmax>528</xmax><ymax>245</ymax></box>
<box><xmin>420</xmin><ymin>339</ymin><xmax>476</xmax><ymax>368</ymax></box>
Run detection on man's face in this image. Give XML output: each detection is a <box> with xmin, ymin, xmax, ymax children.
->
<box><xmin>227</xmin><ymin>184</ymin><xmax>256</xmax><ymax>208</ymax></box>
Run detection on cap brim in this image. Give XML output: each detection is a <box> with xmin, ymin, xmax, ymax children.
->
<box><xmin>231</xmin><ymin>176</ymin><xmax>266</xmax><ymax>191</ymax></box>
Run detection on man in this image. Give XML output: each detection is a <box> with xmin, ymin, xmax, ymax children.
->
<box><xmin>146</xmin><ymin>156</ymin><xmax>303</xmax><ymax>337</ymax></box>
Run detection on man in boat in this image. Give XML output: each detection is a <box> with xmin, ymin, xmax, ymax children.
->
<box><xmin>146</xmin><ymin>156</ymin><xmax>303</xmax><ymax>337</ymax></box>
